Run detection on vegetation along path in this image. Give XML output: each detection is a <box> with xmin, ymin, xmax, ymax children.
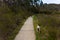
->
<box><xmin>14</xmin><ymin>16</ymin><xmax>35</xmax><ymax>40</ymax></box>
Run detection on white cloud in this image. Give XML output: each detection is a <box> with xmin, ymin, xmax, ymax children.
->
<box><xmin>42</xmin><ymin>0</ymin><xmax>60</xmax><ymax>4</ymax></box>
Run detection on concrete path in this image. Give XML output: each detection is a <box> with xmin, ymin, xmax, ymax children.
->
<box><xmin>14</xmin><ymin>16</ymin><xmax>35</xmax><ymax>40</ymax></box>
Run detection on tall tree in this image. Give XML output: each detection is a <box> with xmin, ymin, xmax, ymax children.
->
<box><xmin>40</xmin><ymin>0</ymin><xmax>43</xmax><ymax>6</ymax></box>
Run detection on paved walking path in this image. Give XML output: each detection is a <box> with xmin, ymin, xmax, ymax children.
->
<box><xmin>14</xmin><ymin>16</ymin><xmax>35</xmax><ymax>40</ymax></box>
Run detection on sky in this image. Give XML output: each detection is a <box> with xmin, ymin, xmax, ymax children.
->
<box><xmin>42</xmin><ymin>0</ymin><xmax>60</xmax><ymax>4</ymax></box>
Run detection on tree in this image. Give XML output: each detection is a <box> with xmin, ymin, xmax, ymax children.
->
<box><xmin>40</xmin><ymin>0</ymin><xmax>43</xmax><ymax>6</ymax></box>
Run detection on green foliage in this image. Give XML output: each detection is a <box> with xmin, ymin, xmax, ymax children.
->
<box><xmin>33</xmin><ymin>14</ymin><xmax>60</xmax><ymax>40</ymax></box>
<box><xmin>0</xmin><ymin>3</ymin><xmax>33</xmax><ymax>40</ymax></box>
<box><xmin>1</xmin><ymin>0</ymin><xmax>60</xmax><ymax>40</ymax></box>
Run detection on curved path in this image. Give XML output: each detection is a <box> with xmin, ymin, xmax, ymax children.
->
<box><xmin>14</xmin><ymin>16</ymin><xmax>35</xmax><ymax>40</ymax></box>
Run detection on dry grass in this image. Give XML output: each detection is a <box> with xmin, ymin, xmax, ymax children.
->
<box><xmin>33</xmin><ymin>14</ymin><xmax>60</xmax><ymax>40</ymax></box>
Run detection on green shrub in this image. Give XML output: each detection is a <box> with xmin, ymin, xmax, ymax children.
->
<box><xmin>33</xmin><ymin>14</ymin><xmax>60</xmax><ymax>40</ymax></box>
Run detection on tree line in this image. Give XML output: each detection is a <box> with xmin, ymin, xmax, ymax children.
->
<box><xmin>2</xmin><ymin>0</ymin><xmax>43</xmax><ymax>13</ymax></box>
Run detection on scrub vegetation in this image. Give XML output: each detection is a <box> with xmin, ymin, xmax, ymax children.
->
<box><xmin>33</xmin><ymin>13</ymin><xmax>60</xmax><ymax>40</ymax></box>
<box><xmin>0</xmin><ymin>0</ymin><xmax>60</xmax><ymax>40</ymax></box>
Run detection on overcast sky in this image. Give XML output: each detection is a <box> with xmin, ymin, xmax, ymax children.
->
<box><xmin>42</xmin><ymin>0</ymin><xmax>60</xmax><ymax>4</ymax></box>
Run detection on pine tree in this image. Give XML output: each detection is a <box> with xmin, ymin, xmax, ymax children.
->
<box><xmin>40</xmin><ymin>0</ymin><xmax>43</xmax><ymax>6</ymax></box>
